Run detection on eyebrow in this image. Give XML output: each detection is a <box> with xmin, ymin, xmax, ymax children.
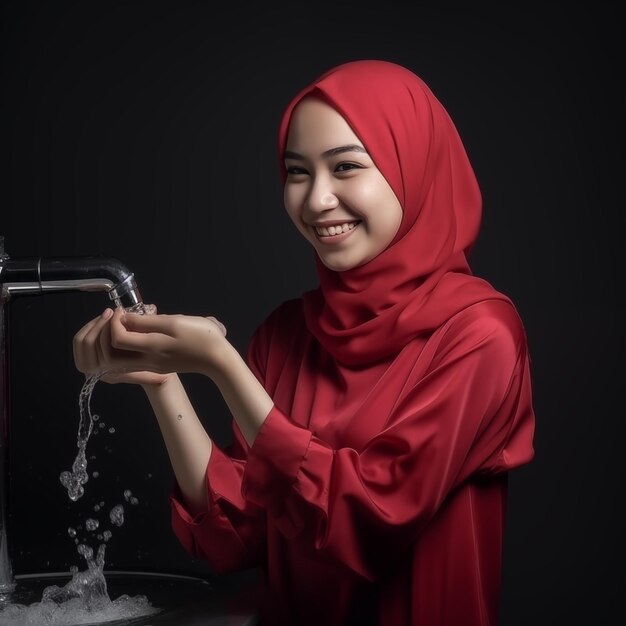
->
<box><xmin>283</xmin><ymin>144</ymin><xmax>367</xmax><ymax>161</ymax></box>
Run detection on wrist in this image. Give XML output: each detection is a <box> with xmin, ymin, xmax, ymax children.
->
<box><xmin>201</xmin><ymin>336</ymin><xmax>239</xmax><ymax>381</ymax></box>
<box><xmin>142</xmin><ymin>373</ymin><xmax>179</xmax><ymax>396</ymax></box>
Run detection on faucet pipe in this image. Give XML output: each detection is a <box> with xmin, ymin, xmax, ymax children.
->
<box><xmin>0</xmin><ymin>256</ymin><xmax>142</xmax><ymax>309</ymax></box>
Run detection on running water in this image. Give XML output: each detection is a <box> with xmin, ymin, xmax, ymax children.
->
<box><xmin>59</xmin><ymin>302</ymin><xmax>157</xmax><ymax>504</ymax></box>
<box><xmin>0</xmin><ymin>303</ymin><xmax>161</xmax><ymax>625</ymax></box>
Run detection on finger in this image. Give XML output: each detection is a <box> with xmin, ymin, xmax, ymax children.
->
<box><xmin>81</xmin><ymin>308</ymin><xmax>114</xmax><ymax>372</ymax></box>
<box><xmin>111</xmin><ymin>308</ymin><xmax>171</xmax><ymax>352</ymax></box>
<box><xmin>74</xmin><ymin>309</ymin><xmax>112</xmax><ymax>372</ymax></box>
<box><xmin>120</xmin><ymin>311</ymin><xmax>175</xmax><ymax>335</ymax></box>
<box><xmin>74</xmin><ymin>316</ymin><xmax>100</xmax><ymax>343</ymax></box>
<box><xmin>100</xmin><ymin>371</ymin><xmax>168</xmax><ymax>385</ymax></box>
<box><xmin>99</xmin><ymin>370</ymin><xmax>125</xmax><ymax>384</ymax></box>
<box><xmin>98</xmin><ymin>317</ymin><xmax>141</xmax><ymax>371</ymax></box>
<box><xmin>124</xmin><ymin>371</ymin><xmax>170</xmax><ymax>385</ymax></box>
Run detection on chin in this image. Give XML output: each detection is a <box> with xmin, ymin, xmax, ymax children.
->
<box><xmin>318</xmin><ymin>255</ymin><xmax>360</xmax><ymax>273</ymax></box>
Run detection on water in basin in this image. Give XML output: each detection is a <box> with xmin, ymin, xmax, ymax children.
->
<box><xmin>0</xmin><ymin>570</ymin><xmax>259</xmax><ymax>625</ymax></box>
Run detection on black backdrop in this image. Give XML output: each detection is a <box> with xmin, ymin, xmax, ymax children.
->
<box><xmin>1</xmin><ymin>2</ymin><xmax>623</xmax><ymax>625</ymax></box>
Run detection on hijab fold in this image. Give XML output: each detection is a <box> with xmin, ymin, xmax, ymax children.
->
<box><xmin>276</xmin><ymin>60</ymin><xmax>512</xmax><ymax>366</ymax></box>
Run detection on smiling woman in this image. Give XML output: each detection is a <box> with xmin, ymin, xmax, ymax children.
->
<box><xmin>73</xmin><ymin>59</ymin><xmax>536</xmax><ymax>626</ymax></box>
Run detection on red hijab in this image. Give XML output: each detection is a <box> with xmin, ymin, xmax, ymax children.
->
<box><xmin>277</xmin><ymin>60</ymin><xmax>513</xmax><ymax>366</ymax></box>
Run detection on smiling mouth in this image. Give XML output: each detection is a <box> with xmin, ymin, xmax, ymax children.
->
<box><xmin>313</xmin><ymin>221</ymin><xmax>361</xmax><ymax>237</ymax></box>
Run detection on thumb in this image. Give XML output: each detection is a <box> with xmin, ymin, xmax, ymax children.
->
<box><xmin>120</xmin><ymin>310</ymin><xmax>170</xmax><ymax>333</ymax></box>
<box><xmin>207</xmin><ymin>316</ymin><xmax>227</xmax><ymax>336</ymax></box>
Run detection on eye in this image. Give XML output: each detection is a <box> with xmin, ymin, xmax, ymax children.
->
<box><xmin>335</xmin><ymin>162</ymin><xmax>362</xmax><ymax>172</ymax></box>
<box><xmin>286</xmin><ymin>166</ymin><xmax>308</xmax><ymax>176</ymax></box>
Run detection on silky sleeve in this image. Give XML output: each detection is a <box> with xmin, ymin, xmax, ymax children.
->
<box><xmin>169</xmin><ymin>322</ymin><xmax>271</xmax><ymax>574</ymax></box>
<box><xmin>240</xmin><ymin>311</ymin><xmax>535</xmax><ymax>581</ymax></box>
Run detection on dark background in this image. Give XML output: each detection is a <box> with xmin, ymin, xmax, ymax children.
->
<box><xmin>1</xmin><ymin>2</ymin><xmax>623</xmax><ymax>625</ymax></box>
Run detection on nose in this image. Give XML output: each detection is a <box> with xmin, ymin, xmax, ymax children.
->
<box><xmin>305</xmin><ymin>174</ymin><xmax>339</xmax><ymax>214</ymax></box>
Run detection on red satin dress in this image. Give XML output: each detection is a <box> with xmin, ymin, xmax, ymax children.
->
<box><xmin>169</xmin><ymin>296</ymin><xmax>535</xmax><ymax>626</ymax></box>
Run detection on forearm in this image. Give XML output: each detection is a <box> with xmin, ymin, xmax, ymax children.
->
<box><xmin>141</xmin><ymin>336</ymin><xmax>273</xmax><ymax>513</ymax></box>
<box><xmin>209</xmin><ymin>342</ymin><xmax>275</xmax><ymax>448</ymax></box>
<box><xmin>142</xmin><ymin>374</ymin><xmax>213</xmax><ymax>515</ymax></box>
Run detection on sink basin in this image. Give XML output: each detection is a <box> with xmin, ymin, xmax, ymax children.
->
<box><xmin>0</xmin><ymin>570</ymin><xmax>260</xmax><ymax>625</ymax></box>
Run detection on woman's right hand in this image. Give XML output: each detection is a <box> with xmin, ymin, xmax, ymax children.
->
<box><xmin>73</xmin><ymin>306</ymin><xmax>171</xmax><ymax>387</ymax></box>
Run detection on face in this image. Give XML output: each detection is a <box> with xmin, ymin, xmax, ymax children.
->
<box><xmin>283</xmin><ymin>97</ymin><xmax>403</xmax><ymax>272</ymax></box>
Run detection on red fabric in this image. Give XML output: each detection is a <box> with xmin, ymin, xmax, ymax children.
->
<box><xmin>170</xmin><ymin>60</ymin><xmax>536</xmax><ymax>625</ymax></box>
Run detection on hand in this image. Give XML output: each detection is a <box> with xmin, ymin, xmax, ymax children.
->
<box><xmin>108</xmin><ymin>307</ymin><xmax>230</xmax><ymax>377</ymax></box>
<box><xmin>73</xmin><ymin>306</ymin><xmax>171</xmax><ymax>386</ymax></box>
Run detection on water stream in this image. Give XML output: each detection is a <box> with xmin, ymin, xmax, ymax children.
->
<box><xmin>0</xmin><ymin>303</ymin><xmax>163</xmax><ymax>625</ymax></box>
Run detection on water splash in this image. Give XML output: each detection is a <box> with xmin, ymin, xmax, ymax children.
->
<box><xmin>0</xmin><ymin>535</ymin><xmax>160</xmax><ymax>625</ymax></box>
<box><xmin>0</xmin><ymin>302</ymin><xmax>161</xmax><ymax>625</ymax></box>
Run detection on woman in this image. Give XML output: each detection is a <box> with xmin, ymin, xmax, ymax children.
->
<box><xmin>74</xmin><ymin>59</ymin><xmax>536</xmax><ymax>626</ymax></box>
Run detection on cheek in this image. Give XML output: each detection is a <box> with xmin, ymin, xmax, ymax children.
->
<box><xmin>368</xmin><ymin>191</ymin><xmax>403</xmax><ymax>242</ymax></box>
<box><xmin>284</xmin><ymin>185</ymin><xmax>303</xmax><ymax>211</ymax></box>
<box><xmin>380</xmin><ymin>200</ymin><xmax>403</xmax><ymax>242</ymax></box>
<box><xmin>351</xmin><ymin>179</ymin><xmax>378</xmax><ymax>205</ymax></box>
<box><xmin>389</xmin><ymin>198</ymin><xmax>403</xmax><ymax>234</ymax></box>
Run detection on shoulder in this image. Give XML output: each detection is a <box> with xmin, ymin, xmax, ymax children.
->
<box><xmin>446</xmin><ymin>298</ymin><xmax>525</xmax><ymax>340</ymax></box>
<box><xmin>432</xmin><ymin>299</ymin><xmax>528</xmax><ymax>371</ymax></box>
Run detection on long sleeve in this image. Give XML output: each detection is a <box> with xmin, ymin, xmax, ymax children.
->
<box><xmin>239</xmin><ymin>309</ymin><xmax>535</xmax><ymax>582</ymax></box>
<box><xmin>169</xmin><ymin>330</ymin><xmax>270</xmax><ymax>574</ymax></box>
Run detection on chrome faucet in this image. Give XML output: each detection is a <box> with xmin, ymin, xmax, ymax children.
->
<box><xmin>0</xmin><ymin>235</ymin><xmax>144</xmax><ymax>596</ymax></box>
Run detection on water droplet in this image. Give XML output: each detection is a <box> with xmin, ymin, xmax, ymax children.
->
<box><xmin>92</xmin><ymin>471</ymin><xmax>99</xmax><ymax>478</ymax></box>
<box><xmin>109</xmin><ymin>505</ymin><xmax>124</xmax><ymax>527</ymax></box>
<box><xmin>77</xmin><ymin>544</ymin><xmax>93</xmax><ymax>560</ymax></box>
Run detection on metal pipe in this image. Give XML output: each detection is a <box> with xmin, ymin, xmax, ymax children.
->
<box><xmin>0</xmin><ymin>302</ymin><xmax>13</xmax><ymax>595</ymax></box>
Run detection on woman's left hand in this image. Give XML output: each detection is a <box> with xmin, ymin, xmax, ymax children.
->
<box><xmin>108</xmin><ymin>307</ymin><xmax>231</xmax><ymax>377</ymax></box>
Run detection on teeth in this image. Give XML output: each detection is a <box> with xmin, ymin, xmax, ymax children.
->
<box><xmin>314</xmin><ymin>221</ymin><xmax>359</xmax><ymax>237</ymax></box>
